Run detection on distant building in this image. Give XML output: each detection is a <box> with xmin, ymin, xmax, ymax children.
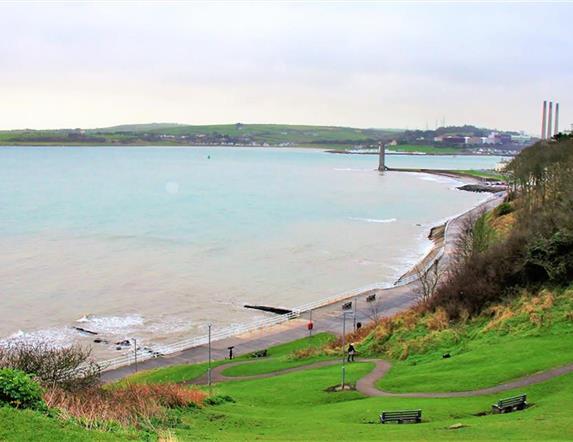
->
<box><xmin>441</xmin><ymin>136</ymin><xmax>466</xmax><ymax>145</ymax></box>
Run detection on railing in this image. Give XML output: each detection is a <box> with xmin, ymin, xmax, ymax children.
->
<box><xmin>98</xmin><ymin>281</ymin><xmax>388</xmax><ymax>371</ymax></box>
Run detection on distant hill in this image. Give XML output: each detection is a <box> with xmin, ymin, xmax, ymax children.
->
<box><xmin>0</xmin><ymin>123</ymin><xmax>399</xmax><ymax>148</ymax></box>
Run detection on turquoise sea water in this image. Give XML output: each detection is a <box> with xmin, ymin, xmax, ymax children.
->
<box><xmin>0</xmin><ymin>147</ymin><xmax>500</xmax><ymax>354</ymax></box>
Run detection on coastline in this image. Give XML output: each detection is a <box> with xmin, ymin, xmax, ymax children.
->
<box><xmin>101</xmin><ymin>175</ymin><xmax>504</xmax><ymax>379</ymax></box>
<box><xmin>1</xmin><ymin>143</ymin><xmax>506</xmax><ymax>158</ymax></box>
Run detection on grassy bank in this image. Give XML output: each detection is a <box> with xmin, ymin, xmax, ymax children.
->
<box><xmin>388</xmin><ymin>144</ymin><xmax>463</xmax><ymax>155</ymax></box>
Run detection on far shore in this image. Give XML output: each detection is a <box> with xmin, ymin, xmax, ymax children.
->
<box><xmin>0</xmin><ymin>143</ymin><xmax>507</xmax><ymax>157</ymax></box>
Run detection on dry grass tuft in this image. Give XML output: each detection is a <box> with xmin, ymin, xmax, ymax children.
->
<box><xmin>490</xmin><ymin>212</ymin><xmax>517</xmax><ymax>237</ymax></box>
<box><xmin>158</xmin><ymin>429</ymin><xmax>179</xmax><ymax>442</ymax></box>
<box><xmin>290</xmin><ymin>347</ymin><xmax>321</xmax><ymax>360</ymax></box>
<box><xmin>399</xmin><ymin>343</ymin><xmax>409</xmax><ymax>360</ymax></box>
<box><xmin>44</xmin><ymin>383</ymin><xmax>206</xmax><ymax>429</ymax></box>
<box><xmin>425</xmin><ymin>308</ymin><xmax>449</xmax><ymax>331</ymax></box>
<box><xmin>483</xmin><ymin>305</ymin><xmax>515</xmax><ymax>332</ymax></box>
<box><xmin>397</xmin><ymin>310</ymin><xmax>420</xmax><ymax>331</ymax></box>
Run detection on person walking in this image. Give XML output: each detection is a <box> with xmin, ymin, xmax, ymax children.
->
<box><xmin>347</xmin><ymin>343</ymin><xmax>356</xmax><ymax>362</ymax></box>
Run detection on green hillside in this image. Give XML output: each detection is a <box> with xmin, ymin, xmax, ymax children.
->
<box><xmin>0</xmin><ymin>123</ymin><xmax>398</xmax><ymax>148</ymax></box>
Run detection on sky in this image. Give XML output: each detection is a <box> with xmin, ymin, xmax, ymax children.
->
<box><xmin>0</xmin><ymin>1</ymin><xmax>571</xmax><ymax>135</ymax></box>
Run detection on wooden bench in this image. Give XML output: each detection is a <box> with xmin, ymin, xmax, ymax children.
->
<box><xmin>492</xmin><ymin>394</ymin><xmax>527</xmax><ymax>414</ymax></box>
<box><xmin>380</xmin><ymin>409</ymin><xmax>422</xmax><ymax>424</ymax></box>
<box><xmin>250</xmin><ymin>349</ymin><xmax>268</xmax><ymax>358</ymax></box>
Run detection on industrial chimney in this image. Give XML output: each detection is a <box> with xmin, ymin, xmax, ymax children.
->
<box><xmin>541</xmin><ymin>100</ymin><xmax>547</xmax><ymax>140</ymax></box>
<box><xmin>555</xmin><ymin>102</ymin><xmax>559</xmax><ymax>135</ymax></box>
<box><xmin>547</xmin><ymin>101</ymin><xmax>553</xmax><ymax>139</ymax></box>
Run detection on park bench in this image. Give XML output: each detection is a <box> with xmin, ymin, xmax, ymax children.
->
<box><xmin>380</xmin><ymin>409</ymin><xmax>422</xmax><ymax>424</ymax></box>
<box><xmin>492</xmin><ymin>394</ymin><xmax>527</xmax><ymax>414</ymax></box>
<box><xmin>250</xmin><ymin>349</ymin><xmax>268</xmax><ymax>358</ymax></box>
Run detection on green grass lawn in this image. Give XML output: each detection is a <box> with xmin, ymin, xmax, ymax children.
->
<box><xmin>121</xmin><ymin>333</ymin><xmax>335</xmax><ymax>384</ymax></box>
<box><xmin>221</xmin><ymin>333</ymin><xmax>336</xmax><ymax>377</ymax></box>
<box><xmin>388</xmin><ymin>144</ymin><xmax>463</xmax><ymax>155</ymax></box>
<box><xmin>453</xmin><ymin>169</ymin><xmax>507</xmax><ymax>180</ymax></box>
<box><xmin>0</xmin><ymin>407</ymin><xmax>134</xmax><ymax>441</ymax></box>
<box><xmin>175</xmin><ymin>362</ymin><xmax>573</xmax><ymax>440</ymax></box>
<box><xmin>379</xmin><ymin>334</ymin><xmax>573</xmax><ymax>393</ymax></box>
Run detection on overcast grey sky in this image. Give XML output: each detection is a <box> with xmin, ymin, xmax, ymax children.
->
<box><xmin>1</xmin><ymin>1</ymin><xmax>571</xmax><ymax>134</ymax></box>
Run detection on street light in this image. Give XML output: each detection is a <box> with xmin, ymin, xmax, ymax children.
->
<box><xmin>132</xmin><ymin>338</ymin><xmax>138</xmax><ymax>372</ymax></box>
<box><xmin>208</xmin><ymin>323</ymin><xmax>212</xmax><ymax>396</ymax></box>
<box><xmin>353</xmin><ymin>296</ymin><xmax>357</xmax><ymax>331</ymax></box>
<box><xmin>341</xmin><ymin>311</ymin><xmax>349</xmax><ymax>389</ymax></box>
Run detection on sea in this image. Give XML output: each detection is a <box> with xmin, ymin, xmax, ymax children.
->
<box><xmin>0</xmin><ymin>146</ymin><xmax>500</xmax><ymax>356</ymax></box>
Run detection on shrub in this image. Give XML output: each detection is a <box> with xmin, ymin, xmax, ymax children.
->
<box><xmin>289</xmin><ymin>347</ymin><xmax>321</xmax><ymax>360</ymax></box>
<box><xmin>0</xmin><ymin>343</ymin><xmax>100</xmax><ymax>391</ymax></box>
<box><xmin>495</xmin><ymin>202</ymin><xmax>513</xmax><ymax>217</ymax></box>
<box><xmin>0</xmin><ymin>368</ymin><xmax>45</xmax><ymax>410</ymax></box>
<box><xmin>526</xmin><ymin>231</ymin><xmax>573</xmax><ymax>284</ymax></box>
<box><xmin>44</xmin><ymin>383</ymin><xmax>206</xmax><ymax>429</ymax></box>
<box><xmin>204</xmin><ymin>394</ymin><xmax>235</xmax><ymax>406</ymax></box>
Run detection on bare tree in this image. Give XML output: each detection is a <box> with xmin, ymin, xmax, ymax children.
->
<box><xmin>365</xmin><ymin>299</ymin><xmax>384</xmax><ymax>322</ymax></box>
<box><xmin>415</xmin><ymin>260</ymin><xmax>445</xmax><ymax>303</ymax></box>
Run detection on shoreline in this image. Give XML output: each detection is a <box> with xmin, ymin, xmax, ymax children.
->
<box><xmin>0</xmin><ymin>143</ymin><xmax>505</xmax><ymax>158</ymax></box>
<box><xmin>100</xmin><ymin>172</ymin><xmax>502</xmax><ymax>378</ymax></box>
<box><xmin>102</xmin><ymin>191</ymin><xmax>505</xmax><ymax>381</ymax></box>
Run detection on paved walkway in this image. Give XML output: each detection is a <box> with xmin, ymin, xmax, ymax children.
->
<box><xmin>102</xmin><ymin>193</ymin><xmax>505</xmax><ymax>383</ymax></box>
<box><xmin>190</xmin><ymin>357</ymin><xmax>573</xmax><ymax>398</ymax></box>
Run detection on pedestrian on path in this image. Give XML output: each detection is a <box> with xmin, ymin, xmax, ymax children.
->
<box><xmin>347</xmin><ymin>343</ymin><xmax>356</xmax><ymax>362</ymax></box>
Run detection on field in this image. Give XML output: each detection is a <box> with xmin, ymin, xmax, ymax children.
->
<box><xmin>0</xmin><ymin>124</ymin><xmax>398</xmax><ymax>148</ymax></box>
<box><xmin>387</xmin><ymin>144</ymin><xmax>463</xmax><ymax>154</ymax></box>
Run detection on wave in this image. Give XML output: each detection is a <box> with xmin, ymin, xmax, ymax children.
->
<box><xmin>75</xmin><ymin>314</ymin><xmax>144</xmax><ymax>333</ymax></box>
<box><xmin>349</xmin><ymin>217</ymin><xmax>397</xmax><ymax>224</ymax></box>
<box><xmin>0</xmin><ymin>327</ymin><xmax>78</xmax><ymax>349</ymax></box>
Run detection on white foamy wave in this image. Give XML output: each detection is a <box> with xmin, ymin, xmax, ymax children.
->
<box><xmin>75</xmin><ymin>314</ymin><xmax>144</xmax><ymax>334</ymax></box>
<box><xmin>349</xmin><ymin>217</ymin><xmax>397</xmax><ymax>224</ymax></box>
<box><xmin>0</xmin><ymin>327</ymin><xmax>77</xmax><ymax>349</ymax></box>
<box><xmin>416</xmin><ymin>173</ymin><xmax>462</xmax><ymax>186</ymax></box>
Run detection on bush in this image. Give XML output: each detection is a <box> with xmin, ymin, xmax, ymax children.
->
<box><xmin>0</xmin><ymin>343</ymin><xmax>101</xmax><ymax>391</ymax></box>
<box><xmin>526</xmin><ymin>231</ymin><xmax>573</xmax><ymax>284</ymax></box>
<box><xmin>495</xmin><ymin>202</ymin><xmax>513</xmax><ymax>217</ymax></box>
<box><xmin>204</xmin><ymin>394</ymin><xmax>235</xmax><ymax>406</ymax></box>
<box><xmin>44</xmin><ymin>383</ymin><xmax>207</xmax><ymax>429</ymax></box>
<box><xmin>0</xmin><ymin>368</ymin><xmax>45</xmax><ymax>410</ymax></box>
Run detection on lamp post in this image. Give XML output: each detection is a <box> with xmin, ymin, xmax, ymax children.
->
<box><xmin>353</xmin><ymin>297</ymin><xmax>357</xmax><ymax>331</ymax></box>
<box><xmin>133</xmin><ymin>338</ymin><xmax>138</xmax><ymax>372</ymax></box>
<box><xmin>208</xmin><ymin>323</ymin><xmax>212</xmax><ymax>396</ymax></box>
<box><xmin>341</xmin><ymin>311</ymin><xmax>348</xmax><ymax>389</ymax></box>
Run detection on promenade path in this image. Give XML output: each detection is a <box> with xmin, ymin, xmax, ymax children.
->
<box><xmin>102</xmin><ymin>192</ymin><xmax>505</xmax><ymax>383</ymax></box>
<box><xmin>190</xmin><ymin>358</ymin><xmax>573</xmax><ymax>398</ymax></box>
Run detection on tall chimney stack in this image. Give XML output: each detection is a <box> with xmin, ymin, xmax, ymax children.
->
<box><xmin>541</xmin><ymin>100</ymin><xmax>547</xmax><ymax>139</ymax></box>
<box><xmin>554</xmin><ymin>102</ymin><xmax>559</xmax><ymax>135</ymax></box>
<box><xmin>547</xmin><ymin>101</ymin><xmax>553</xmax><ymax>139</ymax></box>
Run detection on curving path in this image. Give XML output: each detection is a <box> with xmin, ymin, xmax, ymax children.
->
<box><xmin>189</xmin><ymin>359</ymin><xmax>340</xmax><ymax>385</ymax></box>
<box><xmin>189</xmin><ymin>358</ymin><xmax>573</xmax><ymax>398</ymax></box>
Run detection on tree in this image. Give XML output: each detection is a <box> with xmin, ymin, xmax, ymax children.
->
<box><xmin>415</xmin><ymin>260</ymin><xmax>445</xmax><ymax>304</ymax></box>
